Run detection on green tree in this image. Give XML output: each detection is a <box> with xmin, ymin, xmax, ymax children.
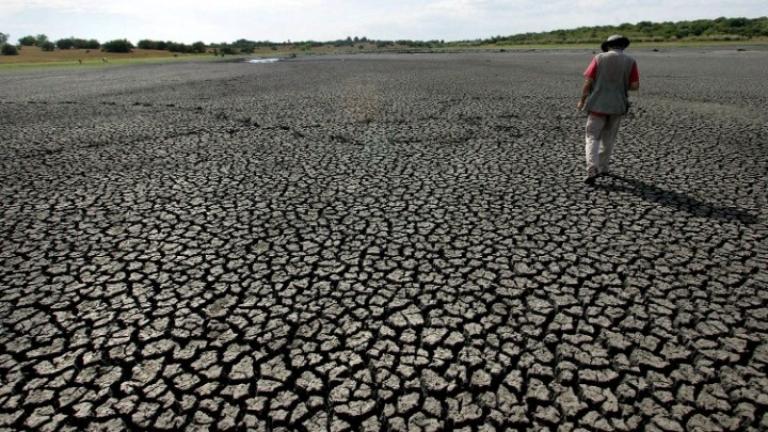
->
<box><xmin>137</xmin><ymin>40</ymin><xmax>168</xmax><ymax>50</ymax></box>
<box><xmin>1</xmin><ymin>43</ymin><xmax>19</xmax><ymax>55</ymax></box>
<box><xmin>191</xmin><ymin>41</ymin><xmax>206</xmax><ymax>53</ymax></box>
<box><xmin>0</xmin><ymin>32</ymin><xmax>8</xmax><ymax>45</ymax></box>
<box><xmin>66</xmin><ymin>38</ymin><xmax>99</xmax><ymax>49</ymax></box>
<box><xmin>82</xmin><ymin>39</ymin><xmax>100</xmax><ymax>49</ymax></box>
<box><xmin>56</xmin><ymin>38</ymin><xmax>75</xmax><ymax>49</ymax></box>
<box><xmin>462</xmin><ymin>16</ymin><xmax>768</xmax><ymax>46</ymax></box>
<box><xmin>18</xmin><ymin>35</ymin><xmax>36</xmax><ymax>46</ymax></box>
<box><xmin>166</xmin><ymin>41</ymin><xmax>191</xmax><ymax>53</ymax></box>
<box><xmin>137</xmin><ymin>39</ymin><xmax>158</xmax><ymax>49</ymax></box>
<box><xmin>102</xmin><ymin>39</ymin><xmax>133</xmax><ymax>53</ymax></box>
<box><xmin>35</xmin><ymin>34</ymin><xmax>49</xmax><ymax>46</ymax></box>
<box><xmin>40</xmin><ymin>41</ymin><xmax>56</xmax><ymax>51</ymax></box>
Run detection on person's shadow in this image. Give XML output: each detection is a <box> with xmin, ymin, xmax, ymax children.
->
<box><xmin>593</xmin><ymin>174</ymin><xmax>759</xmax><ymax>225</ymax></box>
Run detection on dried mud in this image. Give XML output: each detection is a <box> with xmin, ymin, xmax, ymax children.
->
<box><xmin>1</xmin><ymin>50</ymin><xmax>767</xmax><ymax>431</ymax></box>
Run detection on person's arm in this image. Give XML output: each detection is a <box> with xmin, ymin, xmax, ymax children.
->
<box><xmin>628</xmin><ymin>62</ymin><xmax>640</xmax><ymax>91</ymax></box>
<box><xmin>578</xmin><ymin>58</ymin><xmax>597</xmax><ymax>110</ymax></box>
<box><xmin>577</xmin><ymin>78</ymin><xmax>593</xmax><ymax>110</ymax></box>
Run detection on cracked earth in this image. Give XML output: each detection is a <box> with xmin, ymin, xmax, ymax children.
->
<box><xmin>1</xmin><ymin>50</ymin><xmax>767</xmax><ymax>431</ymax></box>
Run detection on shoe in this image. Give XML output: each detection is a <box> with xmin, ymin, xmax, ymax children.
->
<box><xmin>584</xmin><ymin>167</ymin><xmax>598</xmax><ymax>185</ymax></box>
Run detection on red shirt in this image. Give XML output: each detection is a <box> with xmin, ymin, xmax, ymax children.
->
<box><xmin>584</xmin><ymin>57</ymin><xmax>639</xmax><ymax>82</ymax></box>
<box><xmin>583</xmin><ymin>57</ymin><xmax>639</xmax><ymax>116</ymax></box>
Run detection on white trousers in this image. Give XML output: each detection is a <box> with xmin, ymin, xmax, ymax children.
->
<box><xmin>585</xmin><ymin>114</ymin><xmax>622</xmax><ymax>173</ymax></box>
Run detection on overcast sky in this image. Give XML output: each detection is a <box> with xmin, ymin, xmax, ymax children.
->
<box><xmin>1</xmin><ymin>0</ymin><xmax>766</xmax><ymax>44</ymax></box>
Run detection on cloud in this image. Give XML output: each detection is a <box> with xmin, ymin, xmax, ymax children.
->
<box><xmin>424</xmin><ymin>0</ymin><xmax>490</xmax><ymax>17</ymax></box>
<box><xmin>0</xmin><ymin>0</ymin><xmax>329</xmax><ymax>18</ymax></box>
<box><xmin>1</xmin><ymin>0</ymin><xmax>766</xmax><ymax>43</ymax></box>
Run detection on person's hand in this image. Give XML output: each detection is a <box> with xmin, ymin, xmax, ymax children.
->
<box><xmin>577</xmin><ymin>100</ymin><xmax>585</xmax><ymax>111</ymax></box>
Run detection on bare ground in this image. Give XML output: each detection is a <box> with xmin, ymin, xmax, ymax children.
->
<box><xmin>1</xmin><ymin>49</ymin><xmax>767</xmax><ymax>431</ymax></box>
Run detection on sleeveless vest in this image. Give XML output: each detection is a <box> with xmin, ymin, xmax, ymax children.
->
<box><xmin>585</xmin><ymin>51</ymin><xmax>636</xmax><ymax>115</ymax></box>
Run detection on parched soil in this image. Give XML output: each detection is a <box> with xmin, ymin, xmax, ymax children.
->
<box><xmin>1</xmin><ymin>50</ymin><xmax>767</xmax><ymax>431</ymax></box>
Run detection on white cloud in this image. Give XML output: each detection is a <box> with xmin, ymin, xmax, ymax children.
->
<box><xmin>1</xmin><ymin>0</ymin><xmax>766</xmax><ymax>43</ymax></box>
<box><xmin>0</xmin><ymin>0</ymin><xmax>329</xmax><ymax>17</ymax></box>
<box><xmin>424</xmin><ymin>0</ymin><xmax>489</xmax><ymax>17</ymax></box>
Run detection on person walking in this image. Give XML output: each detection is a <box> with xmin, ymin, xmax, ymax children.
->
<box><xmin>577</xmin><ymin>35</ymin><xmax>640</xmax><ymax>184</ymax></box>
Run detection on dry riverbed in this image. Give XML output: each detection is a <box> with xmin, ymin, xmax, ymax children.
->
<box><xmin>1</xmin><ymin>49</ymin><xmax>767</xmax><ymax>431</ymax></box>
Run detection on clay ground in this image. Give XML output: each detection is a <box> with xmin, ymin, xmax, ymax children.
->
<box><xmin>1</xmin><ymin>50</ymin><xmax>767</xmax><ymax>431</ymax></box>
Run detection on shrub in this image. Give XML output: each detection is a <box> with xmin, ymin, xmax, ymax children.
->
<box><xmin>60</xmin><ymin>37</ymin><xmax>99</xmax><ymax>49</ymax></box>
<box><xmin>1</xmin><ymin>44</ymin><xmax>19</xmax><ymax>55</ymax></box>
<box><xmin>140</xmin><ymin>39</ymin><xmax>202</xmax><ymax>53</ymax></box>
<box><xmin>102</xmin><ymin>39</ymin><xmax>133</xmax><ymax>53</ymax></box>
<box><xmin>138</xmin><ymin>39</ymin><xmax>174</xmax><ymax>50</ymax></box>
<box><xmin>137</xmin><ymin>39</ymin><xmax>156</xmax><ymax>50</ymax></box>
<box><xmin>80</xmin><ymin>39</ymin><xmax>100</xmax><ymax>49</ymax></box>
<box><xmin>56</xmin><ymin>38</ymin><xmax>75</xmax><ymax>49</ymax></box>
<box><xmin>166</xmin><ymin>42</ymin><xmax>190</xmax><ymax>53</ymax></box>
<box><xmin>40</xmin><ymin>41</ymin><xmax>56</xmax><ymax>51</ymax></box>
<box><xmin>18</xmin><ymin>35</ymin><xmax>36</xmax><ymax>46</ymax></box>
<box><xmin>191</xmin><ymin>41</ymin><xmax>206</xmax><ymax>53</ymax></box>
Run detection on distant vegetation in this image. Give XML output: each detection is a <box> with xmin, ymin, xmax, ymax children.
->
<box><xmin>137</xmin><ymin>39</ymin><xmax>206</xmax><ymax>53</ymax></box>
<box><xmin>464</xmin><ymin>16</ymin><xmax>768</xmax><ymax>46</ymax></box>
<box><xmin>18</xmin><ymin>34</ymin><xmax>44</xmax><ymax>46</ymax></box>
<box><xmin>0</xmin><ymin>32</ymin><xmax>13</xmax><ymax>55</ymax></box>
<box><xmin>102</xmin><ymin>39</ymin><xmax>134</xmax><ymax>53</ymax></box>
<box><xmin>216</xmin><ymin>39</ymin><xmax>276</xmax><ymax>54</ymax></box>
<box><xmin>1</xmin><ymin>44</ymin><xmax>17</xmax><ymax>56</ymax></box>
<box><xmin>40</xmin><ymin>41</ymin><xmax>56</xmax><ymax>52</ymax></box>
<box><xmin>206</xmin><ymin>16</ymin><xmax>768</xmax><ymax>53</ymax></box>
<box><xmin>2</xmin><ymin>16</ymin><xmax>767</xmax><ymax>59</ymax></box>
<box><xmin>2</xmin><ymin>34</ymin><xmax>99</xmax><ymax>56</ymax></box>
<box><xmin>56</xmin><ymin>37</ymin><xmax>100</xmax><ymax>50</ymax></box>
<box><xmin>207</xmin><ymin>36</ymin><xmax>447</xmax><ymax>55</ymax></box>
<box><xmin>0</xmin><ymin>32</ymin><xmax>17</xmax><ymax>55</ymax></box>
<box><xmin>191</xmin><ymin>16</ymin><xmax>768</xmax><ymax>54</ymax></box>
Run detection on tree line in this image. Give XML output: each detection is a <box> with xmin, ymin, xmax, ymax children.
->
<box><xmin>0</xmin><ymin>34</ymin><xmax>209</xmax><ymax>55</ymax></box>
<box><xmin>0</xmin><ymin>33</ymin><xmax>214</xmax><ymax>56</ymax></box>
<box><xmin>466</xmin><ymin>16</ymin><xmax>768</xmax><ymax>46</ymax></box>
<box><xmin>0</xmin><ymin>32</ymin><xmax>432</xmax><ymax>57</ymax></box>
<box><xmin>137</xmin><ymin>40</ymin><xmax>207</xmax><ymax>53</ymax></box>
<box><xmin>2</xmin><ymin>17</ymin><xmax>767</xmax><ymax>57</ymax></box>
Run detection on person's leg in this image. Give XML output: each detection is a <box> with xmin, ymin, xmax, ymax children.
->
<box><xmin>585</xmin><ymin>114</ymin><xmax>605</xmax><ymax>179</ymax></box>
<box><xmin>598</xmin><ymin>115</ymin><xmax>622</xmax><ymax>174</ymax></box>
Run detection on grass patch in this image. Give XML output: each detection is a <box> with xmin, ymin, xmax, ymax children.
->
<box><xmin>0</xmin><ymin>47</ymin><xmax>215</xmax><ymax>68</ymax></box>
<box><xmin>0</xmin><ymin>57</ymin><xmax>216</xmax><ymax>72</ymax></box>
<box><xmin>0</xmin><ymin>46</ymin><xmax>205</xmax><ymax>64</ymax></box>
